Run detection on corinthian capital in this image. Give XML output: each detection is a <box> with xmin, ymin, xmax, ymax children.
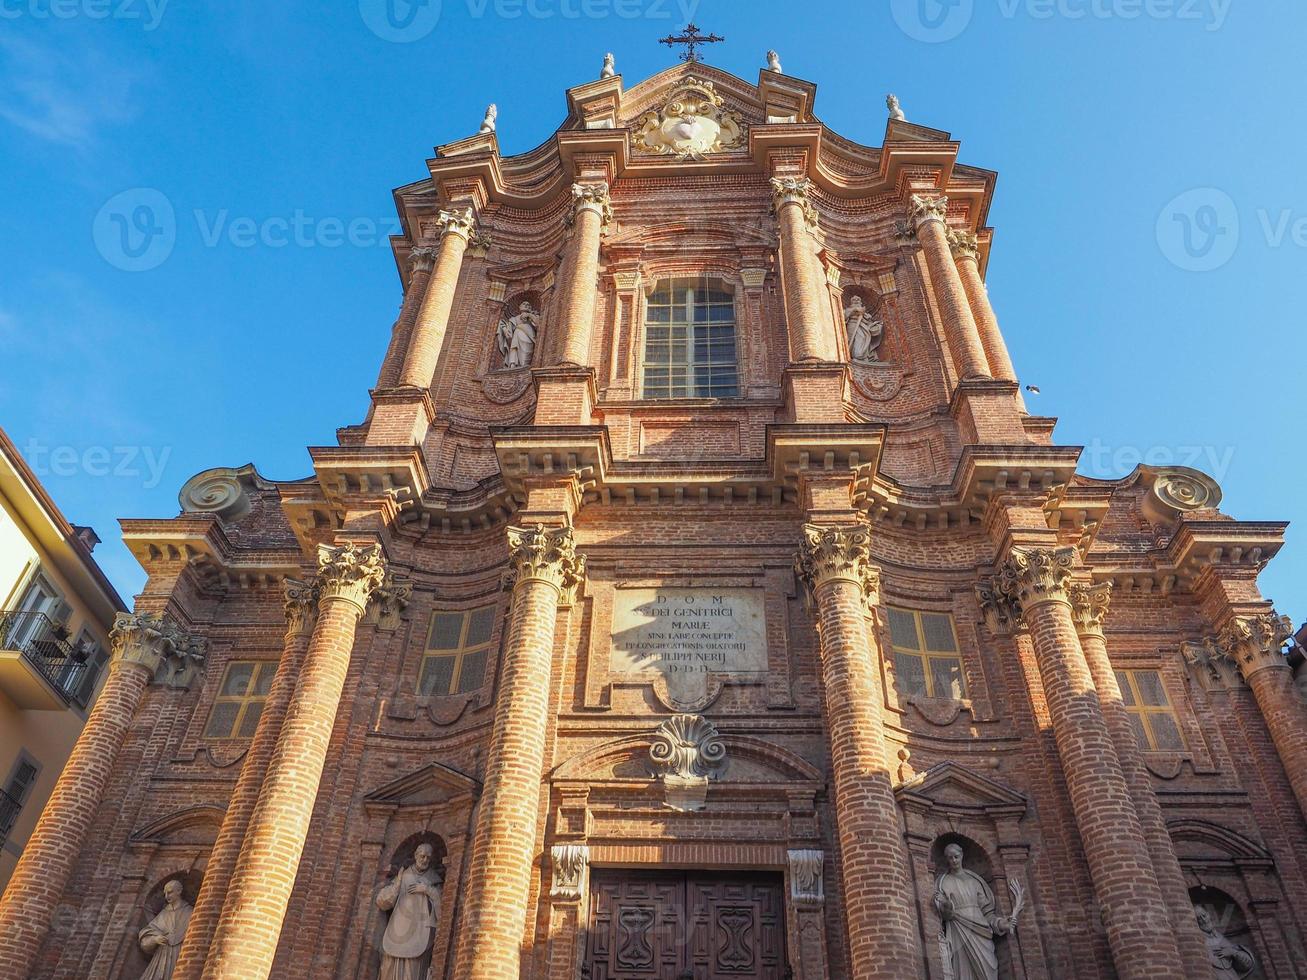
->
<box><xmin>407</xmin><ymin>244</ymin><xmax>439</xmax><ymax>275</ymax></box>
<box><xmin>1217</xmin><ymin>611</ymin><xmax>1294</xmax><ymax>680</ymax></box>
<box><xmin>948</xmin><ymin>229</ymin><xmax>981</xmax><ymax>262</ymax></box>
<box><xmin>110</xmin><ymin>612</ymin><xmax>208</xmax><ymax>687</ymax></box>
<box><xmin>796</xmin><ymin>523</ymin><xmax>880</xmax><ymax>607</ymax></box>
<box><xmin>506</xmin><ymin>524</ymin><xmax>586</xmax><ymax>600</ymax></box>
<box><xmin>433</xmin><ymin>206</ymin><xmax>476</xmax><ymax>242</ymax></box>
<box><xmin>282</xmin><ymin>576</ymin><xmax>319</xmax><ymax>637</ymax></box>
<box><xmin>316</xmin><ymin>541</ymin><xmax>388</xmax><ymax>615</ymax></box>
<box><xmin>1069</xmin><ymin>582</ymin><xmax>1113</xmax><ymax>637</ymax></box>
<box><xmin>908</xmin><ymin>194</ymin><xmax>949</xmax><ymax>230</ymax></box>
<box><xmin>571</xmin><ymin>182</ymin><xmax>613</xmax><ymax>226</ymax></box>
<box><xmin>770</xmin><ymin>177</ymin><xmax>818</xmax><ymax>228</ymax></box>
<box><xmin>995</xmin><ymin>546</ymin><xmax>1076</xmax><ymax>609</ymax></box>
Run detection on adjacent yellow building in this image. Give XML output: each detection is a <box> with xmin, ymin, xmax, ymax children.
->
<box><xmin>0</xmin><ymin>426</ymin><xmax>125</xmax><ymax>891</ymax></box>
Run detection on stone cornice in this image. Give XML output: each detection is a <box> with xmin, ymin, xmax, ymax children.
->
<box><xmin>121</xmin><ymin>515</ymin><xmax>303</xmax><ymax>588</ymax></box>
<box><xmin>316</xmin><ymin>541</ymin><xmax>388</xmax><ymax>615</ymax></box>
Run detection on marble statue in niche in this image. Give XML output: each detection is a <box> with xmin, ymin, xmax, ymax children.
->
<box><xmin>1195</xmin><ymin>905</ymin><xmax>1256</xmax><ymax>979</ymax></box>
<box><xmin>375</xmin><ymin>842</ymin><xmax>442</xmax><ymax>980</ymax></box>
<box><xmin>138</xmin><ymin>879</ymin><xmax>192</xmax><ymax>980</ymax></box>
<box><xmin>934</xmin><ymin>843</ymin><xmax>1025</xmax><ymax>980</ymax></box>
<box><xmin>496</xmin><ymin>301</ymin><xmax>539</xmax><ymax>369</ymax></box>
<box><xmin>843</xmin><ymin>294</ymin><xmax>885</xmax><ymax>364</ymax></box>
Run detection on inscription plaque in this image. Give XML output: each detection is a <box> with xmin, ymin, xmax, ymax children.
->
<box><xmin>611</xmin><ymin>588</ymin><xmax>767</xmax><ymax>704</ymax></box>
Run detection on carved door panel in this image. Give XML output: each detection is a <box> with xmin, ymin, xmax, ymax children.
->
<box><xmin>587</xmin><ymin>871</ymin><xmax>786</xmax><ymax>980</ymax></box>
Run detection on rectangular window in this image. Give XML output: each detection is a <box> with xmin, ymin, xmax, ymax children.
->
<box><xmin>419</xmin><ymin>606</ymin><xmax>497</xmax><ymax>696</ymax></box>
<box><xmin>204</xmin><ymin>661</ymin><xmax>275</xmax><ymax>738</ymax></box>
<box><xmin>642</xmin><ymin>276</ymin><xmax>739</xmax><ymax>399</ymax></box>
<box><xmin>1116</xmin><ymin>669</ymin><xmax>1185</xmax><ymax>751</ymax></box>
<box><xmin>886</xmin><ymin>607</ymin><xmax>966</xmax><ymax>700</ymax></box>
<box><xmin>0</xmin><ymin>756</ymin><xmax>39</xmax><ymax>844</ymax></box>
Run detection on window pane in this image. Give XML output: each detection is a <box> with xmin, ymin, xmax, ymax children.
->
<box><xmin>457</xmin><ymin>649</ymin><xmax>489</xmax><ymax>693</ymax></box>
<box><xmin>887</xmin><ymin>608</ymin><xmax>920</xmax><ymax>651</ymax></box>
<box><xmin>205</xmin><ymin>701</ymin><xmax>241</xmax><ymax>738</ymax></box>
<box><xmin>419</xmin><ymin>655</ymin><xmax>456</xmax><ymax>696</ymax></box>
<box><xmin>238</xmin><ymin>703</ymin><xmax>264</xmax><ymax>739</ymax></box>
<box><xmin>428</xmin><ymin>613</ymin><xmax>463</xmax><ymax>650</ymax></box>
<box><xmin>1128</xmin><ymin>714</ymin><xmax>1149</xmax><ymax>750</ymax></box>
<box><xmin>894</xmin><ymin>652</ymin><xmax>927</xmax><ymax>698</ymax></box>
<box><xmin>921</xmin><ymin>613</ymin><xmax>957</xmax><ymax>652</ymax></box>
<box><xmin>253</xmin><ymin>663</ymin><xmax>275</xmax><ymax>696</ymax></box>
<box><xmin>1134</xmin><ymin>671</ymin><xmax>1169</xmax><ymax>706</ymax></box>
<box><xmin>643</xmin><ymin>277</ymin><xmax>737</xmax><ymax>400</ymax></box>
<box><xmin>1115</xmin><ymin>671</ymin><xmax>1136</xmax><ymax>706</ymax></box>
<box><xmin>1147</xmin><ymin>713</ymin><xmax>1184</xmax><ymax>751</ymax></box>
<box><xmin>929</xmin><ymin>657</ymin><xmax>966</xmax><ymax>700</ymax></box>
<box><xmin>466</xmin><ymin>607</ymin><xmax>495</xmax><ymax>647</ymax></box>
<box><xmin>221</xmin><ymin>663</ymin><xmax>254</xmax><ymax>697</ymax></box>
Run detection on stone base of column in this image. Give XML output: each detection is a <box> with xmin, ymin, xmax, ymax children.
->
<box><xmin>364</xmin><ymin>388</ymin><xmax>436</xmax><ymax>446</ymax></box>
<box><xmin>949</xmin><ymin>379</ymin><xmax>1027</xmax><ymax>443</ymax></box>
<box><xmin>532</xmin><ymin>365</ymin><xmax>597</xmax><ymax>424</ymax></box>
<box><xmin>784</xmin><ymin>363</ymin><xmax>849</xmax><ymax>424</ymax></box>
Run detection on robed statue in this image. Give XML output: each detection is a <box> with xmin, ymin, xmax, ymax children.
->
<box><xmin>496</xmin><ymin>301</ymin><xmax>539</xmax><ymax>369</ymax></box>
<box><xmin>1195</xmin><ymin>905</ymin><xmax>1257</xmax><ymax>979</ymax></box>
<box><xmin>138</xmin><ymin>879</ymin><xmax>192</xmax><ymax>980</ymax></box>
<box><xmin>934</xmin><ymin>843</ymin><xmax>1024</xmax><ymax>980</ymax></box>
<box><xmin>376</xmin><ymin>842</ymin><xmax>442</xmax><ymax>980</ymax></box>
<box><xmin>843</xmin><ymin>294</ymin><xmax>885</xmax><ymax>364</ymax></box>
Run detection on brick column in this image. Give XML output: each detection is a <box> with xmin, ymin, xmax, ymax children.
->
<box><xmin>1069</xmin><ymin>584</ymin><xmax>1211</xmax><ymax>979</ymax></box>
<box><xmin>771</xmin><ymin>178</ymin><xmax>834</xmax><ymax>363</ymax></box>
<box><xmin>996</xmin><ymin>548</ymin><xmax>1184</xmax><ymax>979</ymax></box>
<box><xmin>1217</xmin><ymin>612</ymin><xmax>1307</xmax><ymax>820</ymax></box>
<box><xmin>375</xmin><ymin>245</ymin><xmax>437</xmax><ymax>388</ymax></box>
<box><xmin>948</xmin><ymin>230</ymin><xmax>1018</xmax><ymax>384</ymax></box>
<box><xmin>555</xmin><ymin>183</ymin><xmax>610</xmax><ymax>366</ymax></box>
<box><xmin>909</xmin><ymin>195</ymin><xmax>989</xmax><ymax>381</ymax></box>
<box><xmin>173</xmin><ymin>577</ymin><xmax>318</xmax><ymax>980</ymax></box>
<box><xmin>397</xmin><ymin>208</ymin><xmax>475</xmax><ymax>389</ymax></box>
<box><xmin>796</xmin><ymin>524</ymin><xmax>921</xmax><ymax>979</ymax></box>
<box><xmin>453</xmin><ymin>525</ymin><xmax>584</xmax><ymax>980</ymax></box>
<box><xmin>0</xmin><ymin>614</ymin><xmax>203</xmax><ymax>978</ymax></box>
<box><xmin>202</xmin><ymin>543</ymin><xmax>387</xmax><ymax>980</ymax></box>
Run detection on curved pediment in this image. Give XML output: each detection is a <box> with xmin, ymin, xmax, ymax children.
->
<box><xmin>896</xmin><ymin>761</ymin><xmax>1028</xmax><ymax>818</ymax></box>
<box><xmin>130</xmin><ymin>804</ymin><xmax>226</xmax><ymax>845</ymax></box>
<box><xmin>553</xmin><ymin>730</ymin><xmax>822</xmax><ymax>786</ymax></box>
<box><xmin>1168</xmin><ymin>818</ymin><xmax>1271</xmax><ymax>863</ymax></box>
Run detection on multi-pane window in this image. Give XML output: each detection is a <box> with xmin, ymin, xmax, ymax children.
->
<box><xmin>1116</xmin><ymin>669</ymin><xmax>1185</xmax><ymax>751</ymax></box>
<box><xmin>204</xmin><ymin>661</ymin><xmax>274</xmax><ymax>738</ymax></box>
<box><xmin>642</xmin><ymin>277</ymin><xmax>739</xmax><ymax>399</ymax></box>
<box><xmin>419</xmin><ymin>606</ymin><xmax>496</xmax><ymax>696</ymax></box>
<box><xmin>1</xmin><ymin>757</ymin><xmax>39</xmax><ymax>844</ymax></box>
<box><xmin>886</xmin><ymin>607</ymin><xmax>966</xmax><ymax>700</ymax></box>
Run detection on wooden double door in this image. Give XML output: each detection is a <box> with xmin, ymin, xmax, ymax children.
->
<box><xmin>586</xmin><ymin>870</ymin><xmax>788</xmax><ymax>980</ymax></box>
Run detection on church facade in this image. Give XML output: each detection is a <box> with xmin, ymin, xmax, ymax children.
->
<box><xmin>1</xmin><ymin>55</ymin><xmax>1304</xmax><ymax>980</ymax></box>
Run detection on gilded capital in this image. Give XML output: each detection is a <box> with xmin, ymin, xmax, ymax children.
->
<box><xmin>996</xmin><ymin>546</ymin><xmax>1076</xmax><ymax>609</ymax></box>
<box><xmin>770</xmin><ymin>176</ymin><xmax>818</xmax><ymax>228</ymax></box>
<box><xmin>506</xmin><ymin>524</ymin><xmax>586</xmax><ymax>600</ymax></box>
<box><xmin>948</xmin><ymin>229</ymin><xmax>981</xmax><ymax>262</ymax></box>
<box><xmin>282</xmin><ymin>576</ymin><xmax>319</xmax><ymax>638</ymax></box>
<box><xmin>1069</xmin><ymin>582</ymin><xmax>1113</xmax><ymax>637</ymax></box>
<box><xmin>433</xmin><ymin>206</ymin><xmax>476</xmax><ymax>242</ymax></box>
<box><xmin>1217</xmin><ymin>612</ymin><xmax>1294</xmax><ymax>680</ymax></box>
<box><xmin>796</xmin><ymin>523</ymin><xmax>880</xmax><ymax>608</ymax></box>
<box><xmin>110</xmin><ymin>612</ymin><xmax>208</xmax><ymax>687</ymax></box>
<box><xmin>316</xmin><ymin>541</ymin><xmax>388</xmax><ymax>615</ymax></box>
<box><xmin>908</xmin><ymin>194</ymin><xmax>949</xmax><ymax>230</ymax></box>
<box><xmin>571</xmin><ymin>182</ymin><xmax>613</xmax><ymax>226</ymax></box>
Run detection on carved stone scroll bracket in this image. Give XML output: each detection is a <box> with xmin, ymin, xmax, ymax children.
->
<box><xmin>787</xmin><ymin>849</ymin><xmax>825</xmax><ymax>908</ymax></box>
<box><xmin>647</xmin><ymin>714</ymin><xmax>727</xmax><ymax>812</ymax></box>
<box><xmin>549</xmin><ymin>844</ymin><xmax>590</xmax><ymax>903</ymax></box>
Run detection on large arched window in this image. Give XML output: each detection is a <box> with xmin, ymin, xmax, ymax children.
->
<box><xmin>642</xmin><ymin>276</ymin><xmax>739</xmax><ymax>399</ymax></box>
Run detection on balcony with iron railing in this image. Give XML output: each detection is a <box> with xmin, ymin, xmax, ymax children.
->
<box><xmin>0</xmin><ymin>610</ymin><xmax>88</xmax><ymax>710</ymax></box>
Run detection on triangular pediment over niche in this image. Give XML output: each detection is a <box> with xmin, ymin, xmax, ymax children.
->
<box><xmin>364</xmin><ymin>761</ymin><xmax>481</xmax><ymax>809</ymax></box>
<box><xmin>896</xmin><ymin>761</ymin><xmax>1027</xmax><ymax>818</ymax></box>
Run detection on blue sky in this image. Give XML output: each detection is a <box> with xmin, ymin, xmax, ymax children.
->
<box><xmin>0</xmin><ymin>0</ymin><xmax>1303</xmax><ymax>625</ymax></box>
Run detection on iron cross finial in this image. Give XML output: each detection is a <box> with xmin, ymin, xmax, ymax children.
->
<box><xmin>659</xmin><ymin>23</ymin><xmax>725</xmax><ymax>63</ymax></box>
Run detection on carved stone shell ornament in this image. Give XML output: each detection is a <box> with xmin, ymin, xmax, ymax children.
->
<box><xmin>633</xmin><ymin>78</ymin><xmax>746</xmax><ymax>160</ymax></box>
<box><xmin>648</xmin><ymin>713</ymin><xmax>727</xmax><ymax>811</ymax></box>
